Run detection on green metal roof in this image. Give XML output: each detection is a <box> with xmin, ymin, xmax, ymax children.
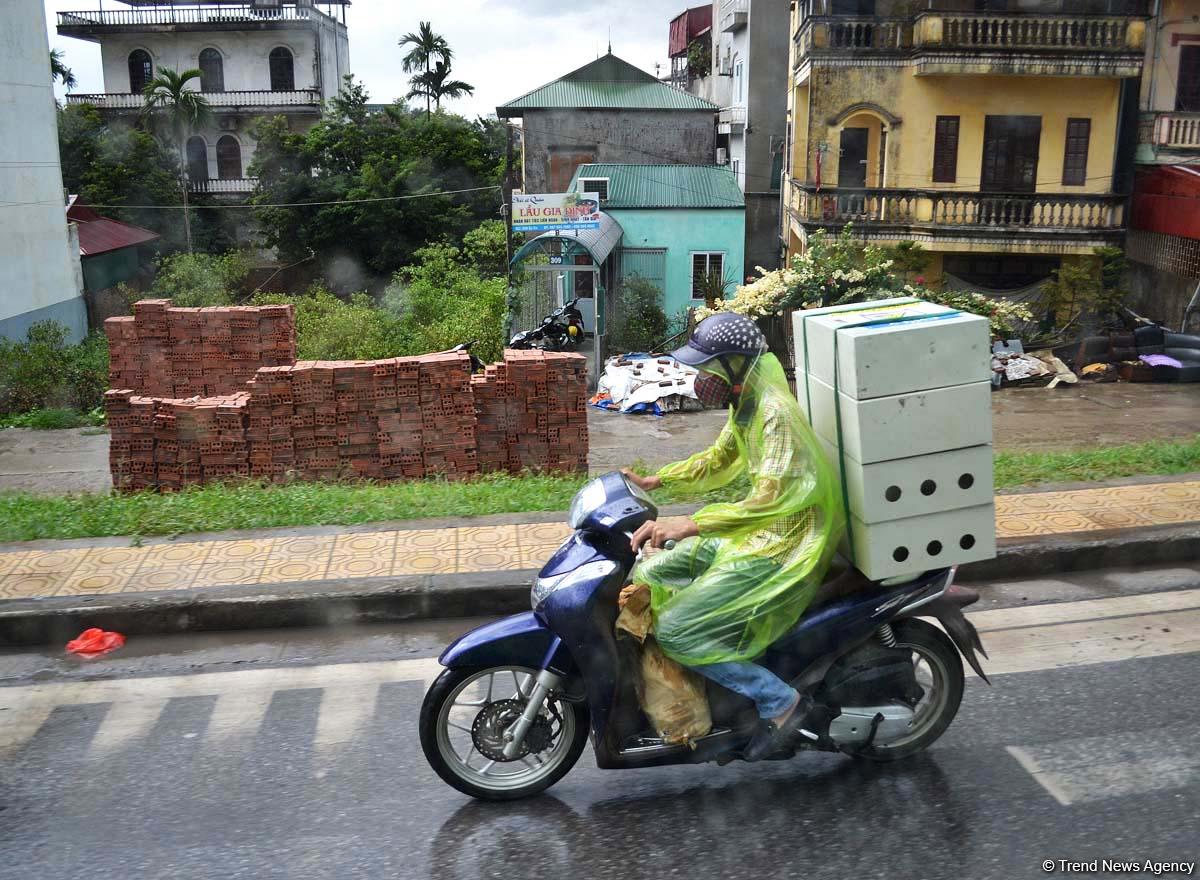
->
<box><xmin>498</xmin><ymin>54</ymin><xmax>717</xmax><ymax>115</ymax></box>
<box><xmin>569</xmin><ymin>164</ymin><xmax>744</xmax><ymax>209</ymax></box>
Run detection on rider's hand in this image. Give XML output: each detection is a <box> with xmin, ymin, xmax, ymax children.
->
<box><xmin>630</xmin><ymin>518</ymin><xmax>700</xmax><ymax>553</ymax></box>
<box><xmin>621</xmin><ymin>468</ymin><xmax>662</xmax><ymax>492</ymax></box>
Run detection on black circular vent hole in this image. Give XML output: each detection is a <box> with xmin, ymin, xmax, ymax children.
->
<box><xmin>892</xmin><ymin>546</ymin><xmax>910</xmax><ymax>562</ymax></box>
<box><xmin>960</xmin><ymin>534</ymin><xmax>976</xmax><ymax>550</ymax></box>
<box><xmin>885</xmin><ymin>485</ymin><xmax>902</xmax><ymax>502</ymax></box>
<box><xmin>927</xmin><ymin>540</ymin><xmax>943</xmax><ymax>556</ymax></box>
<box><xmin>958</xmin><ymin>473</ymin><xmax>975</xmax><ymax>490</ymax></box>
<box><xmin>920</xmin><ymin>479</ymin><xmax>937</xmax><ymax>496</ymax></box>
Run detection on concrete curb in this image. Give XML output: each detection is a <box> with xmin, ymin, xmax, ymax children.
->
<box><xmin>2</xmin><ymin>522</ymin><xmax>1199</xmax><ymax>647</ymax></box>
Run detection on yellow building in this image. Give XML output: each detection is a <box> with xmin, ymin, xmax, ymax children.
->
<box><xmin>781</xmin><ymin>0</ymin><xmax>1148</xmax><ymax>293</ymax></box>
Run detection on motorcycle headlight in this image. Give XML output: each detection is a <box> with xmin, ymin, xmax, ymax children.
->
<box><xmin>532</xmin><ymin>560</ymin><xmax>617</xmax><ymax>609</ymax></box>
<box><xmin>567</xmin><ymin>479</ymin><xmax>607</xmax><ymax>529</ymax></box>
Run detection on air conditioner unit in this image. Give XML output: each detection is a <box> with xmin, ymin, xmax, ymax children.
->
<box><xmin>716</xmin><ymin>147</ymin><xmax>728</xmax><ymax>165</ymax></box>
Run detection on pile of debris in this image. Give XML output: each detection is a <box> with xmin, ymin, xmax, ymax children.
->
<box><xmin>590</xmin><ymin>354</ymin><xmax>703</xmax><ymax>415</ymax></box>
<box><xmin>995</xmin><ymin>325</ymin><xmax>1200</xmax><ymax>389</ymax></box>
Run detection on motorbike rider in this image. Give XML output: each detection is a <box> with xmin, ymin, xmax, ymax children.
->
<box><xmin>622</xmin><ymin>312</ymin><xmax>870</xmax><ymax>761</ymax></box>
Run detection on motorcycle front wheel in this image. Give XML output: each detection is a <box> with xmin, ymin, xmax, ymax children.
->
<box><xmin>419</xmin><ymin>665</ymin><xmax>590</xmax><ymax>801</ymax></box>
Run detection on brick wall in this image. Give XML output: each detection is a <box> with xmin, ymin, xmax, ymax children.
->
<box><xmin>104</xmin><ymin>302</ymin><xmax>589</xmax><ymax>491</ymax></box>
<box><xmin>105</xmin><ymin>300</ymin><xmax>296</xmax><ymax>398</ymax></box>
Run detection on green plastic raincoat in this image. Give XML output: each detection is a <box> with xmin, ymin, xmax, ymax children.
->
<box><xmin>634</xmin><ymin>352</ymin><xmax>843</xmax><ymax>666</ymax></box>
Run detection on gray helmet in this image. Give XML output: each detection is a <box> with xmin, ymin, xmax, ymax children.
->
<box><xmin>670</xmin><ymin>313</ymin><xmax>766</xmax><ymax>367</ymax></box>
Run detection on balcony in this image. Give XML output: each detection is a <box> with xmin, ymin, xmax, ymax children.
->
<box><xmin>66</xmin><ymin>90</ymin><xmax>320</xmax><ymax>113</ymax></box>
<box><xmin>719</xmin><ymin>0</ymin><xmax>748</xmax><ymax>33</ymax></box>
<box><xmin>911</xmin><ymin>12</ymin><xmax>1145</xmax><ymax>77</ymax></box>
<box><xmin>57</xmin><ymin>5</ymin><xmax>330</xmax><ymax>37</ymax></box>
<box><xmin>791</xmin><ymin>0</ymin><xmax>1145</xmax><ymax>77</ymax></box>
<box><xmin>189</xmin><ymin>177</ymin><xmax>258</xmax><ymax>195</ymax></box>
<box><xmin>1151</xmin><ymin>113</ymin><xmax>1200</xmax><ymax>151</ymax></box>
<box><xmin>794</xmin><ymin>16</ymin><xmax>909</xmax><ymax>64</ymax></box>
<box><xmin>786</xmin><ymin>182</ymin><xmax>1125</xmax><ymax>245</ymax></box>
<box><xmin>718</xmin><ymin>106</ymin><xmax>747</xmax><ymax>134</ymax></box>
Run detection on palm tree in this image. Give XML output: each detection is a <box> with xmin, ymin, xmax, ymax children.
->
<box><xmin>141</xmin><ymin>68</ymin><xmax>211</xmax><ymax>253</ymax></box>
<box><xmin>50</xmin><ymin>50</ymin><xmax>77</xmax><ymax>90</ymax></box>
<box><xmin>406</xmin><ymin>60</ymin><xmax>474</xmax><ymax>115</ymax></box>
<box><xmin>398</xmin><ymin>22</ymin><xmax>451</xmax><ymax>116</ymax></box>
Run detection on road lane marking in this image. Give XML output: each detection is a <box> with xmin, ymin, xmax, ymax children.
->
<box><xmin>0</xmin><ymin>591</ymin><xmax>1196</xmax><ymax>759</ymax></box>
<box><xmin>969</xmin><ymin>588</ymin><xmax>1200</xmax><ymax>633</ymax></box>
<box><xmin>313</xmin><ymin>682</ymin><xmax>380</xmax><ymax>752</ymax></box>
<box><xmin>89</xmin><ymin>698</ymin><xmax>169</xmax><ymax>757</ymax></box>
<box><xmin>1008</xmin><ymin>726</ymin><xmax>1200</xmax><ymax>806</ymax></box>
<box><xmin>969</xmin><ymin>607</ymin><xmax>1200</xmax><ymax>676</ymax></box>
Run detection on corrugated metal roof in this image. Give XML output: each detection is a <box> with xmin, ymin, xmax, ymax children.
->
<box><xmin>570</xmin><ymin>164</ymin><xmax>744</xmax><ymax>209</ymax></box>
<box><xmin>67</xmin><ymin>198</ymin><xmax>160</xmax><ymax>256</ymax></box>
<box><xmin>498</xmin><ymin>54</ymin><xmax>717</xmax><ymax>114</ymax></box>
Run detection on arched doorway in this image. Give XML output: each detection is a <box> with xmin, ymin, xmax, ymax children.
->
<box><xmin>128</xmin><ymin>49</ymin><xmax>152</xmax><ymax>94</ymax></box>
<box><xmin>269</xmin><ymin>47</ymin><xmax>295</xmax><ymax>91</ymax></box>
<box><xmin>216</xmin><ymin>136</ymin><xmax>242</xmax><ymax>180</ymax></box>
<box><xmin>199</xmin><ymin>48</ymin><xmax>224</xmax><ymax>92</ymax></box>
<box><xmin>186</xmin><ymin>137</ymin><xmax>209</xmax><ymax>184</ymax></box>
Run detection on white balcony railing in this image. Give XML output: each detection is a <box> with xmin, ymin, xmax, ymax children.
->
<box><xmin>58</xmin><ymin>6</ymin><xmax>320</xmax><ymax>28</ymax></box>
<box><xmin>66</xmin><ymin>90</ymin><xmax>320</xmax><ymax>110</ymax></box>
<box><xmin>189</xmin><ymin>177</ymin><xmax>258</xmax><ymax>194</ymax></box>
<box><xmin>719</xmin><ymin>0</ymin><xmax>748</xmax><ymax>32</ymax></box>
<box><xmin>1154</xmin><ymin>113</ymin><xmax>1200</xmax><ymax>150</ymax></box>
<box><xmin>719</xmin><ymin>106</ymin><xmax>747</xmax><ymax>130</ymax></box>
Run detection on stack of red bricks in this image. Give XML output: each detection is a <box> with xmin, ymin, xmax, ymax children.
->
<box><xmin>104</xmin><ymin>390</ymin><xmax>156</xmax><ymax>491</ymax></box>
<box><xmin>103</xmin><ymin>299</ymin><xmax>590</xmax><ymax>491</ymax></box>
<box><xmin>106</xmin><ymin>301</ymin><xmax>295</xmax><ymax>398</ymax></box>
<box><xmin>472</xmin><ymin>350</ymin><xmax>588</xmax><ymax>475</ymax></box>
<box><xmin>104</xmin><ymin>389</ymin><xmax>250</xmax><ymax>490</ymax></box>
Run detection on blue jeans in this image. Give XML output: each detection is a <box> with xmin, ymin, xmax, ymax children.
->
<box><xmin>694</xmin><ymin>661</ymin><xmax>798</xmax><ymax>720</ymax></box>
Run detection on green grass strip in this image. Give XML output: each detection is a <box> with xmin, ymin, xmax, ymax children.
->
<box><xmin>0</xmin><ymin>436</ymin><xmax>1196</xmax><ymax>543</ymax></box>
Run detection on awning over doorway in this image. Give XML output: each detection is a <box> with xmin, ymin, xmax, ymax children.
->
<box><xmin>511</xmin><ymin>212</ymin><xmax>624</xmax><ymax>267</ymax></box>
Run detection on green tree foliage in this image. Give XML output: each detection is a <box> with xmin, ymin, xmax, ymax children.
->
<box><xmin>141</xmin><ymin>67</ymin><xmax>212</xmax><ymax>253</ymax></box>
<box><xmin>149</xmin><ymin>251</ymin><xmax>251</xmax><ymax>306</ymax></box>
<box><xmin>608</xmin><ymin>277</ymin><xmax>669</xmax><ymax>354</ymax></box>
<box><xmin>0</xmin><ymin>323</ymin><xmax>109</xmax><ymax>415</ymax></box>
<box><xmin>407</xmin><ymin>60</ymin><xmax>474</xmax><ymax>114</ymax></box>
<box><xmin>399</xmin><ymin>21</ymin><xmax>452</xmax><ymax>116</ymax></box>
<box><xmin>383</xmin><ymin>244</ymin><xmax>507</xmax><ymax>361</ymax></box>
<box><xmin>249</xmin><ymin>224</ymin><xmax>507</xmax><ymax>362</ymax></box>
<box><xmin>249</xmin><ymin>77</ymin><xmax>504</xmax><ymax>280</ymax></box>
<box><xmin>58</xmin><ymin>104</ymin><xmax>232</xmax><ymax>253</ymax></box>
<box><xmin>50</xmin><ymin>49</ymin><xmax>76</xmax><ymax>90</ymax></box>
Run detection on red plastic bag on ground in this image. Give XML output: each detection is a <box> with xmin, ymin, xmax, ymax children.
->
<box><xmin>65</xmin><ymin>628</ymin><xmax>126</xmax><ymax>659</ymax></box>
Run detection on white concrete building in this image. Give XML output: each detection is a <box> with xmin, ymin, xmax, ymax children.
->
<box><xmin>1</xmin><ymin>1</ymin><xmax>86</xmax><ymax>342</ymax></box>
<box><xmin>57</xmin><ymin>0</ymin><xmax>351</xmax><ymax>194</ymax></box>
<box><xmin>715</xmin><ymin>0</ymin><xmax>790</xmax><ymax>272</ymax></box>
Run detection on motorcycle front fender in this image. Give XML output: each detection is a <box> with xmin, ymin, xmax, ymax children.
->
<box><xmin>438</xmin><ymin>612</ymin><xmax>574</xmax><ymax>675</ymax></box>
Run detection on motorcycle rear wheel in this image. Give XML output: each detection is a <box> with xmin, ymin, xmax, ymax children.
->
<box><xmin>420</xmin><ymin>665</ymin><xmax>590</xmax><ymax>801</ymax></box>
<box><xmin>853</xmin><ymin>618</ymin><xmax>964</xmax><ymax>761</ymax></box>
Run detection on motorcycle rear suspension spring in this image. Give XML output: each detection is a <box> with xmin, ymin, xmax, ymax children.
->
<box><xmin>876</xmin><ymin>623</ymin><xmax>897</xmax><ymax>647</ymax></box>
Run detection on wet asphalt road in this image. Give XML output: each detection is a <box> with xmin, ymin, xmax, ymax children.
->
<box><xmin>2</xmin><ymin>570</ymin><xmax>1199</xmax><ymax>880</ymax></box>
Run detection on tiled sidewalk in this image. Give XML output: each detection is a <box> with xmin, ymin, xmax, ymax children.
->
<box><xmin>1</xmin><ymin>481</ymin><xmax>1198</xmax><ymax>601</ymax></box>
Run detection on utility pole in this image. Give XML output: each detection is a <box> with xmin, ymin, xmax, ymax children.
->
<box><xmin>503</xmin><ymin>122</ymin><xmax>516</xmax><ymax>286</ymax></box>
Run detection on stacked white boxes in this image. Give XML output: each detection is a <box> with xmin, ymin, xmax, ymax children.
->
<box><xmin>792</xmin><ymin>298</ymin><xmax>997</xmax><ymax>579</ymax></box>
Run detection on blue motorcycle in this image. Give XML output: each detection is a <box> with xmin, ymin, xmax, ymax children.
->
<box><xmin>420</xmin><ymin>472</ymin><xmax>989</xmax><ymax>800</ymax></box>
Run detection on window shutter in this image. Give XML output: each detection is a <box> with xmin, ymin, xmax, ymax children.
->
<box><xmin>692</xmin><ymin>254</ymin><xmax>708</xmax><ymax>297</ymax></box>
<box><xmin>1062</xmin><ymin>118</ymin><xmax>1090</xmax><ymax>186</ymax></box>
<box><xmin>932</xmin><ymin>116</ymin><xmax>959</xmax><ymax>184</ymax></box>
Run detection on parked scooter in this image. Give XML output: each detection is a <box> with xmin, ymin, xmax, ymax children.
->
<box><xmin>420</xmin><ymin>471</ymin><xmax>989</xmax><ymax>800</ymax></box>
<box><xmin>447</xmin><ymin>340</ymin><xmax>485</xmax><ymax>374</ymax></box>
<box><xmin>509</xmin><ymin>299</ymin><xmax>586</xmax><ymax>351</ymax></box>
